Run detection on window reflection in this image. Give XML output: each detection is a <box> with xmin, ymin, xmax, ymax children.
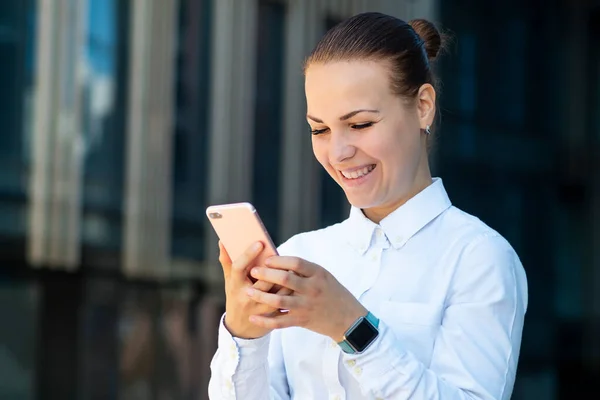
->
<box><xmin>118</xmin><ymin>285</ymin><xmax>213</xmax><ymax>400</ymax></box>
<box><xmin>252</xmin><ymin>0</ymin><xmax>286</xmax><ymax>245</ymax></box>
<box><xmin>171</xmin><ymin>0</ymin><xmax>212</xmax><ymax>261</ymax></box>
<box><xmin>0</xmin><ymin>1</ymin><xmax>36</xmax><ymax>240</ymax></box>
<box><xmin>80</xmin><ymin>0</ymin><xmax>128</xmax><ymax>253</ymax></box>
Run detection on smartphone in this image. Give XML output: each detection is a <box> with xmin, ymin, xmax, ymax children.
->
<box><xmin>206</xmin><ymin>202</ymin><xmax>278</xmax><ymax>270</ymax></box>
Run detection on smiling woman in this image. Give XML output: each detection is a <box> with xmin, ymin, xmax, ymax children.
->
<box><xmin>306</xmin><ymin>59</ymin><xmax>434</xmax><ymax>223</ymax></box>
<box><xmin>209</xmin><ymin>12</ymin><xmax>528</xmax><ymax>400</ymax></box>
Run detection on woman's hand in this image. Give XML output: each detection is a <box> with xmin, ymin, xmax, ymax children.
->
<box><xmin>219</xmin><ymin>242</ymin><xmax>291</xmax><ymax>339</ymax></box>
<box><xmin>245</xmin><ymin>256</ymin><xmax>367</xmax><ymax>342</ymax></box>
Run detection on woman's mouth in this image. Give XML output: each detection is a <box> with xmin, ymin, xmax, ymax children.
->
<box><xmin>340</xmin><ymin>164</ymin><xmax>376</xmax><ymax>180</ymax></box>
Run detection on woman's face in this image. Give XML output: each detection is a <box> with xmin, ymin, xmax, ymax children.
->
<box><xmin>305</xmin><ymin>60</ymin><xmax>436</xmax><ymax>222</ymax></box>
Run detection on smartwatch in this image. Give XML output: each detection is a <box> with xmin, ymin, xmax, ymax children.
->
<box><xmin>337</xmin><ymin>311</ymin><xmax>380</xmax><ymax>354</ymax></box>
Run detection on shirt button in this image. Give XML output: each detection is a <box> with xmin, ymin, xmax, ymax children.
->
<box><xmin>353</xmin><ymin>366</ymin><xmax>363</xmax><ymax>376</ymax></box>
<box><xmin>225</xmin><ymin>380</ymin><xmax>233</xmax><ymax>390</ymax></box>
<box><xmin>395</xmin><ymin>235</ymin><xmax>403</xmax><ymax>243</ymax></box>
<box><xmin>330</xmin><ymin>395</ymin><xmax>341</xmax><ymax>400</ymax></box>
<box><xmin>330</xmin><ymin>341</ymin><xmax>337</xmax><ymax>348</ymax></box>
<box><xmin>346</xmin><ymin>359</ymin><xmax>356</xmax><ymax>367</ymax></box>
<box><xmin>370</xmin><ymin>253</ymin><xmax>378</xmax><ymax>262</ymax></box>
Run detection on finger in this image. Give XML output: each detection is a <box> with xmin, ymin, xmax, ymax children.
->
<box><xmin>262</xmin><ymin>283</ymin><xmax>292</xmax><ymax>295</ymax></box>
<box><xmin>231</xmin><ymin>242</ymin><xmax>264</xmax><ymax>284</ymax></box>
<box><xmin>249</xmin><ymin>313</ymin><xmax>297</xmax><ymax>330</ymax></box>
<box><xmin>250</xmin><ymin>267</ymin><xmax>306</xmax><ymax>293</ymax></box>
<box><xmin>246</xmin><ymin>287</ymin><xmax>300</xmax><ymax>310</ymax></box>
<box><xmin>253</xmin><ymin>279</ymin><xmax>275</xmax><ymax>293</ymax></box>
<box><xmin>218</xmin><ymin>241</ymin><xmax>232</xmax><ymax>278</ymax></box>
<box><xmin>264</xmin><ymin>256</ymin><xmax>315</xmax><ymax>277</ymax></box>
<box><xmin>276</xmin><ymin>285</ymin><xmax>293</xmax><ymax>296</ymax></box>
<box><xmin>258</xmin><ymin>308</ymin><xmax>288</xmax><ymax>318</ymax></box>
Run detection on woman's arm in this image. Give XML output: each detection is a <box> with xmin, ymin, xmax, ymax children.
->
<box><xmin>248</xmin><ymin>233</ymin><xmax>527</xmax><ymax>399</ymax></box>
<box><xmin>339</xmin><ymin>234</ymin><xmax>528</xmax><ymax>399</ymax></box>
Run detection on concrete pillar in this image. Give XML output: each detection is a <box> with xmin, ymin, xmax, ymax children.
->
<box><xmin>28</xmin><ymin>0</ymin><xmax>88</xmax><ymax>270</ymax></box>
<box><xmin>123</xmin><ymin>0</ymin><xmax>179</xmax><ymax>278</ymax></box>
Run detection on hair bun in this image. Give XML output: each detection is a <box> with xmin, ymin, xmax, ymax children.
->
<box><xmin>409</xmin><ymin>19</ymin><xmax>442</xmax><ymax>61</ymax></box>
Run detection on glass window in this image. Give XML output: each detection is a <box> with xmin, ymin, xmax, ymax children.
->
<box><xmin>476</xmin><ymin>17</ymin><xmax>526</xmax><ymax>130</ymax></box>
<box><xmin>0</xmin><ymin>282</ymin><xmax>39</xmax><ymax>400</ymax></box>
<box><xmin>0</xmin><ymin>0</ymin><xmax>36</xmax><ymax>241</ymax></box>
<box><xmin>251</xmin><ymin>0</ymin><xmax>286</xmax><ymax>245</ymax></box>
<box><xmin>591</xmin><ymin>10</ymin><xmax>600</xmax><ymax>144</ymax></box>
<box><xmin>171</xmin><ymin>0</ymin><xmax>213</xmax><ymax>261</ymax></box>
<box><xmin>80</xmin><ymin>0</ymin><xmax>129</xmax><ymax>254</ymax></box>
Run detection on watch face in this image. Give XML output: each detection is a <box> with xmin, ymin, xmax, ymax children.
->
<box><xmin>347</xmin><ymin>318</ymin><xmax>379</xmax><ymax>351</ymax></box>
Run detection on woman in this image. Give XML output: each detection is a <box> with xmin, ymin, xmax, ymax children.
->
<box><xmin>209</xmin><ymin>12</ymin><xmax>527</xmax><ymax>400</ymax></box>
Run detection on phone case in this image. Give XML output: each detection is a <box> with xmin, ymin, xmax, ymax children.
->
<box><xmin>206</xmin><ymin>202</ymin><xmax>278</xmax><ymax>267</ymax></box>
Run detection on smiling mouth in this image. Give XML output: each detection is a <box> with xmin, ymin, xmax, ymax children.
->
<box><xmin>340</xmin><ymin>164</ymin><xmax>376</xmax><ymax>180</ymax></box>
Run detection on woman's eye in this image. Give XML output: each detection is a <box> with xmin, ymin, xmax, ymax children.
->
<box><xmin>311</xmin><ymin>127</ymin><xmax>329</xmax><ymax>135</ymax></box>
<box><xmin>352</xmin><ymin>122</ymin><xmax>373</xmax><ymax>130</ymax></box>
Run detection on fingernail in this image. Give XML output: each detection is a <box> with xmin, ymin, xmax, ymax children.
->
<box><xmin>251</xmin><ymin>268</ymin><xmax>259</xmax><ymax>277</ymax></box>
<box><xmin>252</xmin><ymin>242</ymin><xmax>262</xmax><ymax>251</ymax></box>
<box><xmin>246</xmin><ymin>288</ymin><xmax>255</xmax><ymax>296</ymax></box>
<box><xmin>265</xmin><ymin>257</ymin><xmax>273</xmax><ymax>266</ymax></box>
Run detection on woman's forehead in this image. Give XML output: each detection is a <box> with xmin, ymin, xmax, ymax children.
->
<box><xmin>305</xmin><ymin>60</ymin><xmax>394</xmax><ymax>117</ymax></box>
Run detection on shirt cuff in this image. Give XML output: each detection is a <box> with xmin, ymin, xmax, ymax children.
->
<box><xmin>218</xmin><ymin>313</ymin><xmax>271</xmax><ymax>373</ymax></box>
<box><xmin>340</xmin><ymin>320</ymin><xmax>425</xmax><ymax>396</ymax></box>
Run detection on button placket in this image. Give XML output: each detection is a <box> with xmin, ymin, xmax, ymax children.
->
<box><xmin>229</xmin><ymin>343</ymin><xmax>237</xmax><ymax>360</ymax></box>
<box><xmin>370</xmin><ymin>252</ymin><xmax>379</xmax><ymax>262</ymax></box>
<box><xmin>355</xmin><ymin>247</ymin><xmax>384</xmax><ymax>300</ymax></box>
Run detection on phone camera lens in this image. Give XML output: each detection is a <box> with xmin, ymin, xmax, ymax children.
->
<box><xmin>209</xmin><ymin>212</ymin><xmax>222</xmax><ymax>219</ymax></box>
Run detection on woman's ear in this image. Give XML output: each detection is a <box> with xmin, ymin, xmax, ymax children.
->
<box><xmin>417</xmin><ymin>83</ymin><xmax>436</xmax><ymax>130</ymax></box>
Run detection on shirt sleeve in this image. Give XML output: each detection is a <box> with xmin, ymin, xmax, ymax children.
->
<box><xmin>340</xmin><ymin>233</ymin><xmax>528</xmax><ymax>400</ymax></box>
<box><xmin>208</xmin><ymin>314</ymin><xmax>290</xmax><ymax>400</ymax></box>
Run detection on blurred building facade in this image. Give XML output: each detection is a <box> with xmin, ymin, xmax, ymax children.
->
<box><xmin>0</xmin><ymin>0</ymin><xmax>598</xmax><ymax>399</ymax></box>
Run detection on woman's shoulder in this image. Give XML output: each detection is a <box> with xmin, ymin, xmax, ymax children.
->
<box><xmin>440</xmin><ymin>205</ymin><xmax>525</xmax><ymax>282</ymax></box>
<box><xmin>440</xmin><ymin>206</ymin><xmax>528</xmax><ymax>308</ymax></box>
<box><xmin>441</xmin><ymin>205</ymin><xmax>510</xmax><ymax>248</ymax></box>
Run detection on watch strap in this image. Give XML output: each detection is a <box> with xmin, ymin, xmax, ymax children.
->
<box><xmin>338</xmin><ymin>338</ymin><xmax>354</xmax><ymax>353</ymax></box>
<box><xmin>365</xmin><ymin>311</ymin><xmax>379</xmax><ymax>329</ymax></box>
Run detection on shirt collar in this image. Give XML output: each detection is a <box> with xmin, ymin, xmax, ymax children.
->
<box><xmin>344</xmin><ymin>178</ymin><xmax>452</xmax><ymax>254</ymax></box>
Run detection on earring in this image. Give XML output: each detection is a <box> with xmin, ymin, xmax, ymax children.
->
<box><xmin>424</xmin><ymin>125</ymin><xmax>431</xmax><ymax>135</ymax></box>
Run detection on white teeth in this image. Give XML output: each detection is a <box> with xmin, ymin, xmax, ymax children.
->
<box><xmin>341</xmin><ymin>165</ymin><xmax>374</xmax><ymax>179</ymax></box>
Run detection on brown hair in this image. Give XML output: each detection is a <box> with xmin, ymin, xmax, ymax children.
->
<box><xmin>304</xmin><ymin>12</ymin><xmax>445</xmax><ymax>109</ymax></box>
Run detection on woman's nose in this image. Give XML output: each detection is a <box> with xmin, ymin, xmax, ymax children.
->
<box><xmin>329</xmin><ymin>130</ymin><xmax>355</xmax><ymax>163</ymax></box>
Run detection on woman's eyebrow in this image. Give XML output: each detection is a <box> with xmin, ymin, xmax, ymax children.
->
<box><xmin>307</xmin><ymin>109</ymin><xmax>380</xmax><ymax>123</ymax></box>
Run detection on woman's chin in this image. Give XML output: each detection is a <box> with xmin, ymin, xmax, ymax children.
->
<box><xmin>346</xmin><ymin>195</ymin><xmax>380</xmax><ymax>210</ymax></box>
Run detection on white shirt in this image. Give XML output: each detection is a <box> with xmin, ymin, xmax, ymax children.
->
<box><xmin>208</xmin><ymin>178</ymin><xmax>528</xmax><ymax>400</ymax></box>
